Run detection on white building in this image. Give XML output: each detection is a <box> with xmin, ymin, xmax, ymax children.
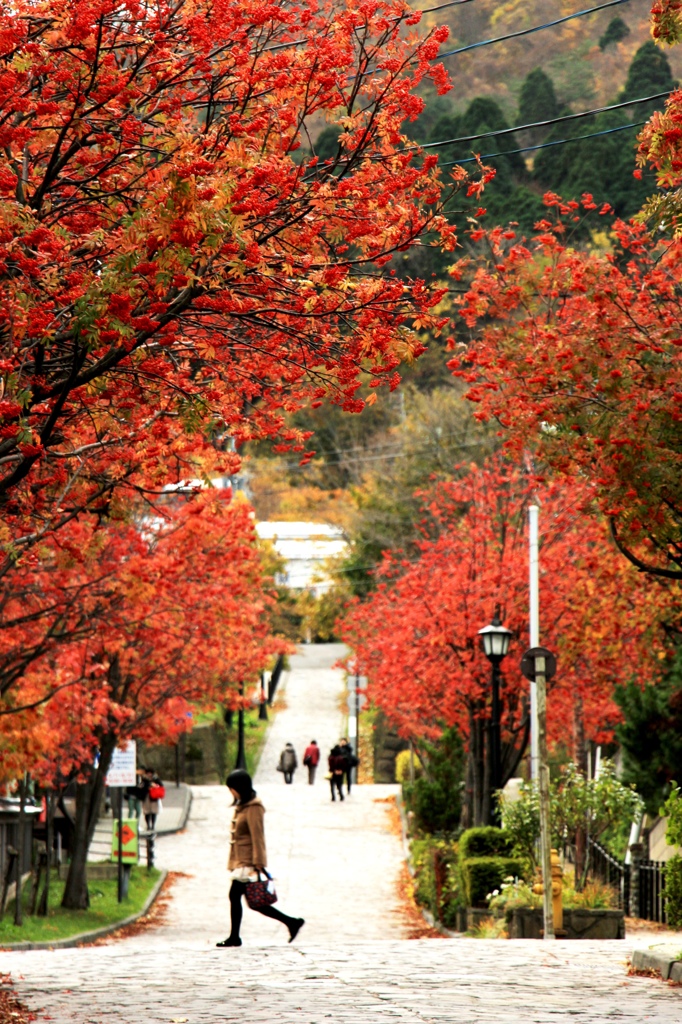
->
<box><xmin>256</xmin><ymin>521</ymin><xmax>347</xmax><ymax>595</ymax></box>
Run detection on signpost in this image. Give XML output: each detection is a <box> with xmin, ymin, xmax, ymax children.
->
<box><xmin>348</xmin><ymin>671</ymin><xmax>367</xmax><ymax>783</ymax></box>
<box><xmin>106</xmin><ymin>742</ymin><xmax>137</xmax><ymax>903</ymax></box>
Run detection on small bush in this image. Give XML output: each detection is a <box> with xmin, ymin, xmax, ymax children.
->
<box><xmin>395</xmin><ymin>749</ymin><xmax>422</xmax><ymax>784</ymax></box>
<box><xmin>460</xmin><ymin>856</ymin><xmax>526</xmax><ymax>907</ymax></box>
<box><xmin>459</xmin><ymin>826</ymin><xmax>512</xmax><ymax>859</ymax></box>
<box><xmin>411</xmin><ymin>836</ymin><xmax>463</xmax><ymax>928</ymax></box>
<box><xmin>402</xmin><ymin>727</ymin><xmax>464</xmax><ymax>834</ymax></box>
<box><xmin>665</xmin><ymin>855</ymin><xmax>682</xmax><ymax>928</ymax></box>
<box><xmin>467</xmin><ymin>915</ymin><xmax>508</xmax><ymax>939</ymax></box>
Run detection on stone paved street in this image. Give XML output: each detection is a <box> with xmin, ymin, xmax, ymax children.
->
<box><xmin>2</xmin><ymin>645</ymin><xmax>681</xmax><ymax>1022</ymax></box>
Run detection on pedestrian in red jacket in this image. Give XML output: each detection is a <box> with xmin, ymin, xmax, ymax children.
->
<box><xmin>303</xmin><ymin>740</ymin><xmax>320</xmax><ymax>785</ymax></box>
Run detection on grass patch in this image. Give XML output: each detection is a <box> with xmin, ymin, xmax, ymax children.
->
<box><xmin>0</xmin><ymin>866</ymin><xmax>161</xmax><ymax>946</ymax></box>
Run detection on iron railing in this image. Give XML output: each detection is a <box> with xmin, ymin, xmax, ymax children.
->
<box><xmin>587</xmin><ymin>837</ymin><xmax>630</xmax><ymax>911</ymax></box>
<box><xmin>638</xmin><ymin>859</ymin><xmax>667</xmax><ymax>924</ymax></box>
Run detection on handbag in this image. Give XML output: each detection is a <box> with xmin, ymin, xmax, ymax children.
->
<box><xmin>244</xmin><ymin>869</ymin><xmax>278</xmax><ymax>909</ymax></box>
<box><xmin>149</xmin><ymin>784</ymin><xmax>166</xmax><ymax>800</ymax></box>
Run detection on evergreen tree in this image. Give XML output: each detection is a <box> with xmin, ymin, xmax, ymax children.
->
<box><xmin>614</xmin><ymin>649</ymin><xmax>682</xmax><ymax>815</ymax></box>
<box><xmin>518</xmin><ymin>68</ymin><xmax>559</xmax><ymax>141</ymax></box>
<box><xmin>599</xmin><ymin>16</ymin><xmax>630</xmax><ymax>51</ymax></box>
<box><xmin>619</xmin><ymin>40</ymin><xmax>675</xmax><ymax>113</ymax></box>
<box><xmin>532</xmin><ymin>43</ymin><xmax>675</xmax><ymax>232</ymax></box>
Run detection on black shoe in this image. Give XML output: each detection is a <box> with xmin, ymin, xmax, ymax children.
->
<box><xmin>216</xmin><ymin>937</ymin><xmax>242</xmax><ymax>947</ymax></box>
<box><xmin>288</xmin><ymin>918</ymin><xmax>305</xmax><ymax>943</ymax></box>
<box><xmin>340</xmin><ymin>795</ymin><xmax>344</xmax><ymax>801</ymax></box>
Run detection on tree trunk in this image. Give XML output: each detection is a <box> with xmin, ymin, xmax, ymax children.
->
<box><xmin>573</xmin><ymin>689</ymin><xmax>588</xmax><ymax>891</ymax></box>
<box><xmin>61</xmin><ymin>738</ymin><xmax>116</xmax><ymax>910</ymax></box>
<box><xmin>13</xmin><ymin>774</ymin><xmax>27</xmax><ymax>926</ymax></box>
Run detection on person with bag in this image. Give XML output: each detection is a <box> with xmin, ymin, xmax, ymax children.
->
<box><xmin>217</xmin><ymin>769</ymin><xmax>304</xmax><ymax>948</ymax></box>
<box><xmin>328</xmin><ymin>745</ymin><xmax>346</xmax><ymax>802</ymax></box>
<box><xmin>302</xmin><ymin>740</ymin><xmax>320</xmax><ymax>785</ymax></box>
<box><xmin>276</xmin><ymin>742</ymin><xmax>297</xmax><ymax>784</ymax></box>
<box><xmin>141</xmin><ymin>767</ymin><xmax>165</xmax><ymax>832</ymax></box>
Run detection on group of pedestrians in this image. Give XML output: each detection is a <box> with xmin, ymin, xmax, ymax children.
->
<box><xmin>123</xmin><ymin>766</ymin><xmax>165</xmax><ymax>832</ymax></box>
<box><xmin>276</xmin><ymin>737</ymin><xmax>358</xmax><ymax>800</ymax></box>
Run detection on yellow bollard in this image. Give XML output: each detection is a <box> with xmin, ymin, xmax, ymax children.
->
<box><xmin>550</xmin><ymin>848</ymin><xmax>563</xmax><ymax>934</ymax></box>
<box><xmin>532</xmin><ymin>849</ymin><xmax>564</xmax><ymax>935</ymax></box>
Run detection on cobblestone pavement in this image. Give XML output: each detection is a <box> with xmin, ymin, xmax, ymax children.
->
<box><xmin>3</xmin><ymin>938</ymin><xmax>681</xmax><ymax>1023</ymax></box>
<box><xmin>2</xmin><ymin>646</ymin><xmax>681</xmax><ymax>1021</ymax></box>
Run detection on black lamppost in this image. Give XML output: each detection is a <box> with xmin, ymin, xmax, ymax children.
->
<box><xmin>235</xmin><ymin>682</ymin><xmax>246</xmax><ymax>770</ymax></box>
<box><xmin>478</xmin><ymin>611</ymin><xmax>513</xmax><ymax>819</ymax></box>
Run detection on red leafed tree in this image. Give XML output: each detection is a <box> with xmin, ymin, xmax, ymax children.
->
<box><xmin>0</xmin><ymin>0</ymin><xmax>475</xmax><ymax>562</ymax></box>
<box><xmin>0</xmin><ymin>488</ymin><xmax>285</xmax><ymax>908</ymax></box>
<box><xmin>341</xmin><ymin>461</ymin><xmax>674</xmax><ymax>825</ymax></box>
<box><xmin>449</xmin><ymin>207</ymin><xmax>682</xmax><ymax>580</ymax></box>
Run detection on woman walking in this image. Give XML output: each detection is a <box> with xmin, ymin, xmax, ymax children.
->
<box><xmin>217</xmin><ymin>769</ymin><xmax>305</xmax><ymax>948</ymax></box>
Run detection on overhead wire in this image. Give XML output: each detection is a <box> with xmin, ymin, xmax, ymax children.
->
<box><xmin>416</xmin><ymin>90</ymin><xmax>672</xmax><ymax>152</ymax></box>
<box><xmin>436</xmin><ymin>0</ymin><xmax>632</xmax><ymax>60</ymax></box>
<box><xmin>439</xmin><ymin>119</ymin><xmax>648</xmax><ymax>167</ymax></box>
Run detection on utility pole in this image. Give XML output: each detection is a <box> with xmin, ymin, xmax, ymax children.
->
<box><xmin>523</xmin><ymin>504</ymin><xmax>557</xmax><ymax>941</ymax></box>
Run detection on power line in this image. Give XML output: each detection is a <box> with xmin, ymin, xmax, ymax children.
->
<box><xmin>439</xmin><ymin>119</ymin><xmax>647</xmax><ymax>168</ymax></box>
<box><xmin>417</xmin><ymin>90</ymin><xmax>672</xmax><ymax>152</ymax></box>
<box><xmin>437</xmin><ymin>0</ymin><xmax>632</xmax><ymax>60</ymax></box>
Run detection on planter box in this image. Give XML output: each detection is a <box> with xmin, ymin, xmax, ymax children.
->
<box><xmin>466</xmin><ymin>907</ymin><xmax>493</xmax><ymax>931</ymax></box>
<box><xmin>506</xmin><ymin>907</ymin><xmax>625</xmax><ymax>940</ymax></box>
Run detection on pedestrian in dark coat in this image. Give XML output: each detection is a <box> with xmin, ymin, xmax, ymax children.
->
<box><xmin>217</xmin><ymin>769</ymin><xmax>304</xmax><ymax>948</ymax></box>
<box><xmin>339</xmin><ymin>737</ymin><xmax>358</xmax><ymax>795</ymax></box>
<box><xmin>277</xmin><ymin>742</ymin><xmax>297</xmax><ymax>783</ymax></box>
<box><xmin>303</xmin><ymin>740</ymin><xmax>320</xmax><ymax>785</ymax></box>
<box><xmin>328</xmin><ymin>745</ymin><xmax>346</xmax><ymax>802</ymax></box>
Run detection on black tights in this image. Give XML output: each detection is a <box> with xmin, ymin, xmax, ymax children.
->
<box><xmin>229</xmin><ymin>880</ymin><xmax>298</xmax><ymax>940</ymax></box>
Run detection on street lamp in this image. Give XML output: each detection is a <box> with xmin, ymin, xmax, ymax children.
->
<box><xmin>478</xmin><ymin>610</ymin><xmax>513</xmax><ymax>819</ymax></box>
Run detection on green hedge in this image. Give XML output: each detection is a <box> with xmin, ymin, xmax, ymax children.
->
<box><xmin>460</xmin><ymin>856</ymin><xmax>525</xmax><ymax>907</ymax></box>
<box><xmin>459</xmin><ymin>826</ymin><xmax>513</xmax><ymax>859</ymax></box>
<box><xmin>411</xmin><ymin>836</ymin><xmax>463</xmax><ymax>929</ymax></box>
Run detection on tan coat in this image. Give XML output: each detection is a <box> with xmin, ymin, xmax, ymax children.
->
<box><xmin>228</xmin><ymin>797</ymin><xmax>267</xmax><ymax>870</ymax></box>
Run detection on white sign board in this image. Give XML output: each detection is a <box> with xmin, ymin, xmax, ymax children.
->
<box><xmin>106</xmin><ymin>741</ymin><xmax>137</xmax><ymax>787</ymax></box>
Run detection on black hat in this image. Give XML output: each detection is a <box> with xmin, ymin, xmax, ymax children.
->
<box><xmin>226</xmin><ymin>769</ymin><xmax>256</xmax><ymax>804</ymax></box>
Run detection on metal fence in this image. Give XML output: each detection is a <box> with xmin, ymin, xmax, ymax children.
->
<box><xmin>587</xmin><ymin>837</ymin><xmax>630</xmax><ymax>912</ymax></box>
<box><xmin>638</xmin><ymin>859</ymin><xmax>667</xmax><ymax>924</ymax></box>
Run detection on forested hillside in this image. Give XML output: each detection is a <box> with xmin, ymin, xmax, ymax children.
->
<box><xmin>422</xmin><ymin>0</ymin><xmax>680</xmax><ymax>115</ymax></box>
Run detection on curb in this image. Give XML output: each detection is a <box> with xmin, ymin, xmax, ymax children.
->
<box><xmin>0</xmin><ymin>868</ymin><xmax>168</xmax><ymax>951</ymax></box>
<box><xmin>631</xmin><ymin>946</ymin><xmax>682</xmax><ymax>981</ymax></box>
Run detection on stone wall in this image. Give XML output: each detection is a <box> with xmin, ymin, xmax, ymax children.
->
<box><xmin>139</xmin><ymin>720</ymin><xmax>228</xmax><ymax>785</ymax></box>
<box><xmin>373</xmin><ymin>711</ymin><xmax>408</xmax><ymax>784</ymax></box>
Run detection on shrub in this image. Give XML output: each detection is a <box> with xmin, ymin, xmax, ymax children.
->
<box><xmin>459</xmin><ymin>826</ymin><xmax>513</xmax><ymax>859</ymax></box>
<box><xmin>395</xmin><ymin>749</ymin><xmax>422</xmax><ymax>784</ymax></box>
<box><xmin>498</xmin><ymin>785</ymin><xmax>540</xmax><ymax>870</ymax></box>
<box><xmin>460</xmin><ymin>856</ymin><xmax>526</xmax><ymax>907</ymax></box>
<box><xmin>487</xmin><ymin>877</ymin><xmax>541</xmax><ymax>914</ymax></box>
<box><xmin>410</xmin><ymin>836</ymin><xmax>463</xmax><ymax>928</ymax></box>
<box><xmin>403</xmin><ymin>726</ymin><xmax>464</xmax><ymax>834</ymax></box>
<box><xmin>665</xmin><ymin>855</ymin><xmax>682</xmax><ymax>929</ymax></box>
